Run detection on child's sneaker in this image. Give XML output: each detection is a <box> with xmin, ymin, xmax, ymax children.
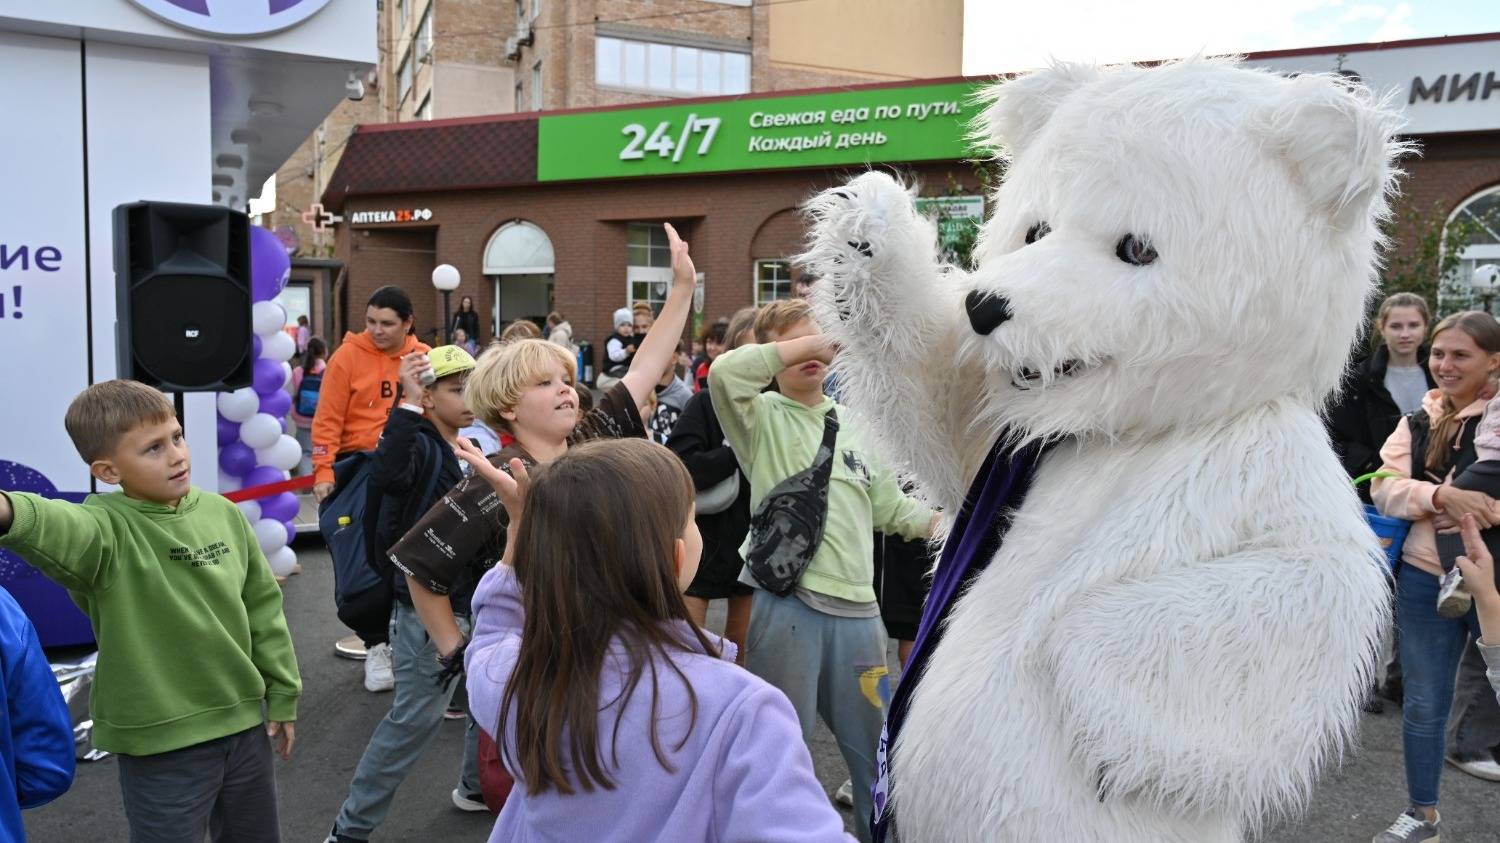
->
<box><xmin>443</xmin><ymin>706</ymin><xmax>466</xmax><ymax>721</ymax></box>
<box><xmin>451</xmin><ymin>787</ymin><xmax>488</xmax><ymax>812</ymax></box>
<box><xmin>1371</xmin><ymin>808</ymin><xmax>1440</xmax><ymax>842</ymax></box>
<box><xmin>1436</xmin><ymin>567</ymin><xmax>1472</xmax><ymax>618</ymax></box>
<box><xmin>364</xmin><ymin>643</ymin><xmax>394</xmax><ymax>692</ymax></box>
<box><xmin>834</xmin><ymin>779</ymin><xmax>854</xmax><ymax>807</ymax></box>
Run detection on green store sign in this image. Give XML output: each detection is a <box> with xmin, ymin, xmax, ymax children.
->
<box><xmin>537</xmin><ymin>81</ymin><xmax>982</xmax><ymax>181</ymax></box>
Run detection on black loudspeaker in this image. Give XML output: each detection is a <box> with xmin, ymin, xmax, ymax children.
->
<box><xmin>113</xmin><ymin>201</ymin><xmax>252</xmax><ymax>391</ymax></box>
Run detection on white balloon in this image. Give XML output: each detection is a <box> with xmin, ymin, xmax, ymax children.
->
<box><xmin>253</xmin><ymin>301</ymin><xmax>287</xmax><ymax>338</ymax></box>
<box><xmin>266</xmin><ymin>546</ymin><xmax>298</xmax><ymax>577</ymax></box>
<box><xmin>217</xmin><ymin>387</ymin><xmax>260</xmax><ymax>423</ymax></box>
<box><xmin>281</xmin><ymin>361</ymin><xmax>293</xmax><ymax>388</ymax></box>
<box><xmin>255</xmin><ymin>435</ymin><xmax>303</xmax><ymax>472</ymax></box>
<box><xmin>218</xmin><ymin>469</ymin><xmax>241</xmax><ymax>493</ymax></box>
<box><xmin>253</xmin><ymin>517</ymin><xmax>288</xmax><ymax>556</ymax></box>
<box><xmin>240</xmin><ymin>413</ymin><xmax>282</xmax><ymax>450</ymax></box>
<box><xmin>263</xmin><ymin>331</ymin><xmax>296</xmax><ymax>363</ymax></box>
<box><xmin>237</xmin><ymin>500</ymin><xmax>261</xmax><ymax>523</ymax></box>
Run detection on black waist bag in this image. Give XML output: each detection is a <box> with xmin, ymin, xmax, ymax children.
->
<box><xmin>745</xmin><ymin>408</ymin><xmax>839</xmax><ymax>596</ymax></box>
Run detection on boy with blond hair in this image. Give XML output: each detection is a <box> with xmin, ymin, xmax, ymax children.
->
<box><xmin>391</xmin><ymin>223</ymin><xmax>697</xmax><ymax>674</ymax></box>
<box><xmin>0</xmin><ymin>379</ymin><xmax>300</xmax><ymax>841</ymax></box>
<box><xmin>710</xmin><ymin>297</ymin><xmax>935</xmax><ymax>841</ymax></box>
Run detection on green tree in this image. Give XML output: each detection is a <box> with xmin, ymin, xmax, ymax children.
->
<box><xmin>1379</xmin><ymin>196</ymin><xmax>1497</xmax><ymax>317</ymax></box>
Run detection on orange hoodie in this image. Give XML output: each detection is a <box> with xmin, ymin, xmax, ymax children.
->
<box><xmin>310</xmin><ymin>331</ymin><xmax>430</xmax><ymax>485</ymax></box>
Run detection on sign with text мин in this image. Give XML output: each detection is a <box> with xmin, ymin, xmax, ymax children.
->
<box><xmin>537</xmin><ymin>81</ymin><xmax>982</xmax><ymax>182</ymax></box>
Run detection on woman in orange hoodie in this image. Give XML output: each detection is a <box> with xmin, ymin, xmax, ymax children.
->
<box><xmin>311</xmin><ymin>286</ymin><xmax>431</xmax><ymax>500</ymax></box>
<box><xmin>312</xmin><ymin>286</ymin><xmax>430</xmax><ymax>691</ymax></box>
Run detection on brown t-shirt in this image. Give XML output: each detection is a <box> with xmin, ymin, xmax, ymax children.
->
<box><xmin>389</xmin><ymin>383</ymin><xmax>644</xmax><ymax>610</ymax></box>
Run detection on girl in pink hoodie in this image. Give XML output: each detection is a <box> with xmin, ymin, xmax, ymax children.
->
<box><xmin>458</xmin><ymin>437</ymin><xmax>851</xmax><ymax>843</ymax></box>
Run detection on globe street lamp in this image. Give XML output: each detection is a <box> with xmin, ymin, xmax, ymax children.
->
<box><xmin>1473</xmin><ymin>264</ymin><xmax>1500</xmax><ymax>315</ymax></box>
<box><xmin>432</xmin><ymin>263</ymin><xmax>461</xmax><ymax>344</ymax></box>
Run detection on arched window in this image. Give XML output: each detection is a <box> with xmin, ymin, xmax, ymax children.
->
<box><xmin>483</xmin><ymin>221</ymin><xmax>555</xmax><ymax>333</ymax></box>
<box><xmin>483</xmin><ymin>220</ymin><xmax>554</xmax><ymax>275</ymax></box>
<box><xmin>1447</xmin><ymin>185</ymin><xmax>1500</xmax><ymax>301</ymax></box>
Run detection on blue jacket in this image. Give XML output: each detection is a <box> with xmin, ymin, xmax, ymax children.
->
<box><xmin>0</xmin><ymin>584</ymin><xmax>75</xmax><ymax>840</ymax></box>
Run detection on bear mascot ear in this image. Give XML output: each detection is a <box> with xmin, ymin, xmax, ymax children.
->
<box><xmin>1256</xmin><ymin>73</ymin><xmax>1406</xmax><ymax>231</ymax></box>
<box><xmin>972</xmin><ymin>62</ymin><xmax>1103</xmax><ymax>161</ymax></box>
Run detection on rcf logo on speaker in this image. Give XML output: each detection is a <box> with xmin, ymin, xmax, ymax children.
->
<box><xmin>127</xmin><ymin>0</ymin><xmax>335</xmax><ymax>37</ymax></box>
<box><xmin>0</xmin><ymin>242</ymin><xmax>62</xmax><ymax>321</ymax></box>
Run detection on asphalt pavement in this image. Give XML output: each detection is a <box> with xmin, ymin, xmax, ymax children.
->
<box><xmin>23</xmin><ymin>538</ymin><xmax>1500</xmax><ymax>841</ymax></box>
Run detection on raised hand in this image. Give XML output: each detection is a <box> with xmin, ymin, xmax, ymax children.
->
<box><xmin>664</xmin><ymin>222</ymin><xmax>695</xmax><ymax>291</ymax></box>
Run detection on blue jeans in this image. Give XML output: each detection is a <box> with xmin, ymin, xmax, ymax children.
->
<box><xmin>333</xmin><ymin>603</ymin><xmax>479</xmax><ymax>839</ymax></box>
<box><xmin>1395</xmin><ymin>563</ymin><xmax>1482</xmax><ymax>807</ymax></box>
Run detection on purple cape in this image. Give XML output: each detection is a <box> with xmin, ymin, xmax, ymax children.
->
<box><xmin>871</xmin><ymin>437</ymin><xmax>1055</xmax><ymax>842</ymax></box>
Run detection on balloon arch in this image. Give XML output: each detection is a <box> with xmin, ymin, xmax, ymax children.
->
<box><xmin>215</xmin><ymin>226</ymin><xmax>300</xmax><ymax>578</ymax></box>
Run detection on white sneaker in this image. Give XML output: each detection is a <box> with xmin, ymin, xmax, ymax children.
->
<box><xmin>452</xmin><ymin>787</ymin><xmax>487</xmax><ymax>812</ymax></box>
<box><xmin>364</xmin><ymin>643</ymin><xmax>394</xmax><ymax>692</ymax></box>
<box><xmin>1447</xmin><ymin>753</ymin><xmax>1500</xmax><ymax>781</ymax></box>
<box><xmin>834</xmin><ymin>779</ymin><xmax>854</xmax><ymax>807</ymax></box>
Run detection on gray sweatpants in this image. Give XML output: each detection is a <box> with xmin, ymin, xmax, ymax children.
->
<box><xmin>333</xmin><ymin>602</ymin><xmax>479</xmax><ymax>839</ymax></box>
<box><xmin>117</xmin><ymin>725</ymin><xmax>279</xmax><ymax>843</ymax></box>
<box><xmin>745</xmin><ymin>591</ymin><xmax>890</xmax><ymax>843</ymax></box>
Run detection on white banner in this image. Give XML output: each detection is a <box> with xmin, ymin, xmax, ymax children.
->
<box><xmin>0</xmin><ymin>31</ymin><xmax>91</xmax><ymax>496</ymax></box>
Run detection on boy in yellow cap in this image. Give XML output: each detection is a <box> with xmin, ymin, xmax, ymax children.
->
<box><xmin>327</xmin><ymin>344</ymin><xmax>482</xmax><ymax>842</ymax></box>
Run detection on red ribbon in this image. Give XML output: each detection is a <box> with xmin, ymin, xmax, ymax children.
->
<box><xmin>221</xmin><ymin>474</ymin><xmax>316</xmax><ymax>503</ymax></box>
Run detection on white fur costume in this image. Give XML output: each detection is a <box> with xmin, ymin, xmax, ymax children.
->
<box><xmin>802</xmin><ymin>60</ymin><xmax>1399</xmax><ymax>842</ymax></box>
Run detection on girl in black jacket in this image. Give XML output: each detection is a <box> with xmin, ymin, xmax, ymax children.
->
<box><xmin>1328</xmin><ymin>292</ymin><xmax>1434</xmax><ymax>492</ymax></box>
<box><xmin>666</xmin><ymin>307</ymin><xmax>758</xmax><ymax>663</ymax></box>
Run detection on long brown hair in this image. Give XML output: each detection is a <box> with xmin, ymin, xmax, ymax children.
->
<box><xmin>501</xmin><ymin>438</ymin><xmax>716</xmax><ymax>795</ymax></box>
<box><xmin>1425</xmin><ymin>311</ymin><xmax>1500</xmax><ymax>474</ymax></box>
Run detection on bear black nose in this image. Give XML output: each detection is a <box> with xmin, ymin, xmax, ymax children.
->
<box><xmin>965</xmin><ymin>290</ymin><xmax>1013</xmax><ymax>336</ymax></box>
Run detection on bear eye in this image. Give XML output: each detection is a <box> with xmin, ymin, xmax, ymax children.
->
<box><xmin>1024</xmin><ymin>222</ymin><xmax>1051</xmax><ymax>245</ymax></box>
<box><xmin>1116</xmin><ymin>234</ymin><xmax>1158</xmax><ymax>266</ymax></box>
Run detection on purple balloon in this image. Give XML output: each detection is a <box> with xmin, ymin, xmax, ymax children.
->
<box><xmin>252</xmin><ymin>357</ymin><xmax>285</xmax><ymax>396</ymax></box>
<box><xmin>281</xmin><ymin>519</ymin><xmax>297</xmax><ymax>546</ymax></box>
<box><xmin>242</xmin><ymin>465</ymin><xmax>286</xmax><ymax>492</ymax></box>
<box><xmin>252</xmin><ymin>334</ymin><xmax>263</xmax><ymax>359</ymax></box>
<box><xmin>259</xmin><ymin>389</ymin><xmax>291</xmax><ymax>420</ymax></box>
<box><xmin>259</xmin><ymin>491</ymin><xmax>300</xmax><ymax>523</ymax></box>
<box><xmin>217</xmin><ymin>414</ymin><xmax>241</xmax><ymax>446</ymax></box>
<box><xmin>218</xmin><ymin>442</ymin><xmax>256</xmax><ymax>477</ymax></box>
<box><xmin>250</xmin><ymin>225</ymin><xmax>291</xmax><ymax>302</ymax></box>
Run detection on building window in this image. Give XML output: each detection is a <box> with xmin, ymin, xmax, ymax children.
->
<box><xmin>530</xmin><ymin>0</ymin><xmax>542</xmax><ymax>19</ymax></box>
<box><xmin>416</xmin><ymin>92</ymin><xmax>433</xmax><ymax>120</ymax></box>
<box><xmin>1446</xmin><ymin>185</ymin><xmax>1500</xmax><ymax>311</ymax></box>
<box><xmin>595</xmin><ymin>36</ymin><xmax>749</xmax><ymax>96</ymax></box>
<box><xmin>398</xmin><ymin>50</ymin><xmax>413</xmax><ymax>104</ymax></box>
<box><xmin>628</xmin><ymin>223</ymin><xmax>672</xmax><ymax>268</ymax></box>
<box><xmin>398</xmin><ymin>0</ymin><xmax>409</xmax><ymax>32</ymax></box>
<box><xmin>531</xmin><ymin>61</ymin><xmax>543</xmax><ymax>110</ymax></box>
<box><xmin>417</xmin><ymin>7</ymin><xmax>434</xmax><ymax>61</ymax></box>
<box><xmin>755</xmin><ymin>260</ymin><xmax>794</xmax><ymax>305</ymax></box>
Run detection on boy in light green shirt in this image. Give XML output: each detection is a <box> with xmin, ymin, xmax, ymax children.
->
<box><xmin>710</xmin><ymin>298</ymin><xmax>934</xmax><ymax>841</ymax></box>
<box><xmin>0</xmin><ymin>379</ymin><xmax>300</xmax><ymax>840</ymax></box>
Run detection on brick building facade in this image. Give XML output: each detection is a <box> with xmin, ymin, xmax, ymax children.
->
<box><xmin>316</xmin><ymin>33</ymin><xmax>1500</xmax><ymax>372</ymax></box>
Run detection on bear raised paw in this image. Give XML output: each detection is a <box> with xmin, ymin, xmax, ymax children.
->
<box><xmin>803</xmin><ymin>59</ymin><xmax>1399</xmax><ymax>842</ymax></box>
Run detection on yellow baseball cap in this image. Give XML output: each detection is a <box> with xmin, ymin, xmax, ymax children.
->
<box><xmin>427</xmin><ymin>345</ymin><xmax>476</xmax><ymax>380</ymax></box>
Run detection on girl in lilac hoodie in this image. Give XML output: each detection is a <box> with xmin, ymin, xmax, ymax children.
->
<box><xmin>459</xmin><ymin>437</ymin><xmax>852</xmax><ymax>843</ymax></box>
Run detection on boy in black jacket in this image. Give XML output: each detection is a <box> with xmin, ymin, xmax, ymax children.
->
<box><xmin>328</xmin><ymin>344</ymin><xmax>483</xmax><ymax>843</ymax></box>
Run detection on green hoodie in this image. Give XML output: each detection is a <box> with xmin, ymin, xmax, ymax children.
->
<box><xmin>0</xmin><ymin>488</ymin><xmax>300</xmax><ymax>755</ymax></box>
<box><xmin>710</xmin><ymin>343</ymin><xmax>932</xmax><ymax>603</ymax></box>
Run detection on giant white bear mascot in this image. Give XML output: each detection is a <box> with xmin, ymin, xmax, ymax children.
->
<box><xmin>802</xmin><ymin>59</ymin><xmax>1398</xmax><ymax>842</ymax></box>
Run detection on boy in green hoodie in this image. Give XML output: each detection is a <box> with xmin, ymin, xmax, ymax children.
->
<box><xmin>0</xmin><ymin>379</ymin><xmax>300</xmax><ymax>841</ymax></box>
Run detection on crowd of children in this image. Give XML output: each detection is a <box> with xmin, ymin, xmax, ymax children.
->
<box><xmin>9</xmin><ymin>228</ymin><xmax>1495</xmax><ymax>843</ymax></box>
